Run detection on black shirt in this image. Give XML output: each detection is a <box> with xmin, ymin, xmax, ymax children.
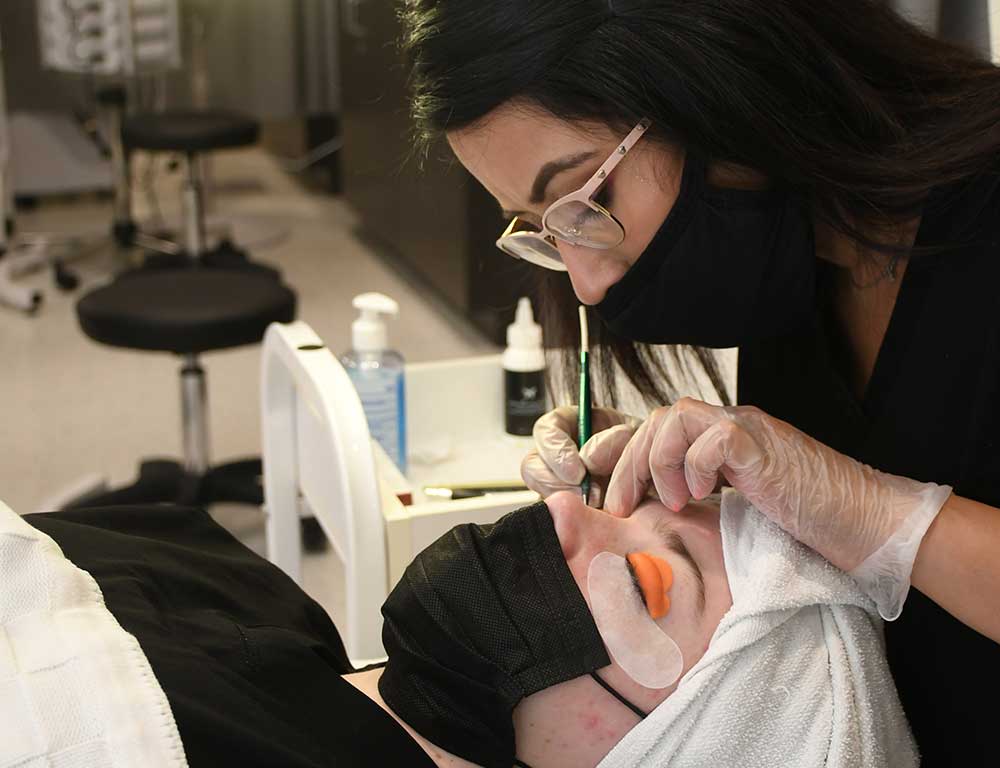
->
<box><xmin>738</xmin><ymin>169</ymin><xmax>1000</xmax><ymax>766</ymax></box>
<box><xmin>26</xmin><ymin>506</ymin><xmax>436</xmax><ymax>768</ymax></box>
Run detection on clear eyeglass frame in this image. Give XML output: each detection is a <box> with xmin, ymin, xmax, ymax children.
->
<box><xmin>495</xmin><ymin>119</ymin><xmax>652</xmax><ymax>271</ymax></box>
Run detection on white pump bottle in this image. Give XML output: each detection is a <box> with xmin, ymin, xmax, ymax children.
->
<box><xmin>340</xmin><ymin>292</ymin><xmax>408</xmax><ymax>473</ymax></box>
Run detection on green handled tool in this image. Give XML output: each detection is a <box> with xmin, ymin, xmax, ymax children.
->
<box><xmin>578</xmin><ymin>305</ymin><xmax>592</xmax><ymax>503</ymax></box>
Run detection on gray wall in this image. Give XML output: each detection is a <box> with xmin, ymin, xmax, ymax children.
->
<box><xmin>891</xmin><ymin>0</ymin><xmax>992</xmax><ymax>56</ymax></box>
<box><xmin>0</xmin><ymin>0</ymin><xmax>340</xmax><ymax>119</ymax></box>
<box><xmin>0</xmin><ymin>0</ymin><xmax>82</xmax><ymax>112</ymax></box>
<box><xmin>165</xmin><ymin>0</ymin><xmax>340</xmax><ymax>118</ymax></box>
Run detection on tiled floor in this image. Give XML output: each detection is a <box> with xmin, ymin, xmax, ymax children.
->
<box><xmin>0</xmin><ymin>147</ymin><xmax>496</xmax><ymax>627</ymax></box>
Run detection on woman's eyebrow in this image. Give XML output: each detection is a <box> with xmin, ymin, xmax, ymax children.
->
<box><xmin>528</xmin><ymin>150</ymin><xmax>598</xmax><ymax>204</ymax></box>
<box><xmin>500</xmin><ymin>150</ymin><xmax>600</xmax><ymax>219</ymax></box>
<box><xmin>654</xmin><ymin>520</ymin><xmax>706</xmax><ymax>614</ymax></box>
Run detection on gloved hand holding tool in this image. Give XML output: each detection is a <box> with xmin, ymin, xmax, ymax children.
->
<box><xmin>521</xmin><ymin>405</ymin><xmax>642</xmax><ymax>506</ymax></box>
<box><xmin>522</xmin><ymin>305</ymin><xmax>643</xmax><ymax>506</ymax></box>
<box><xmin>604</xmin><ymin>398</ymin><xmax>953</xmax><ymax>620</ymax></box>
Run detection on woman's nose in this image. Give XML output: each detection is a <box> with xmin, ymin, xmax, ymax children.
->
<box><xmin>556</xmin><ymin>242</ymin><xmax>610</xmax><ymax>305</ymax></box>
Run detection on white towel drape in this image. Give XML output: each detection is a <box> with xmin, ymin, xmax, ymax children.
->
<box><xmin>598</xmin><ymin>491</ymin><xmax>918</xmax><ymax>768</ymax></box>
<box><xmin>0</xmin><ymin>502</ymin><xmax>187</xmax><ymax>768</ymax></box>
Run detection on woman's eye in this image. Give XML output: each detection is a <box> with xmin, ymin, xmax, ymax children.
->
<box><xmin>512</xmin><ymin>217</ymin><xmax>542</xmax><ymax>233</ymax></box>
<box><xmin>595</xmin><ymin>184</ymin><xmax>613</xmax><ymax>209</ymax></box>
<box><xmin>570</xmin><ymin>207</ymin><xmax>604</xmax><ymax>228</ymax></box>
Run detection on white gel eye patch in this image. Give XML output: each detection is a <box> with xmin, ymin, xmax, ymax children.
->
<box><xmin>587</xmin><ymin>551</ymin><xmax>684</xmax><ymax>689</ymax></box>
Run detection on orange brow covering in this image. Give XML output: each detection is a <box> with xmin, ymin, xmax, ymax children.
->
<box><xmin>627</xmin><ymin>552</ymin><xmax>674</xmax><ymax>619</ymax></box>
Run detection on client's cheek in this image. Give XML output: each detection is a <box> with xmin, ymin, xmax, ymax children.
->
<box><xmin>513</xmin><ymin>677</ymin><xmax>642</xmax><ymax>765</ymax></box>
<box><xmin>662</xmin><ymin>569</ymin><xmax>729</xmax><ymax>667</ymax></box>
<box><xmin>659</xmin><ymin>608</ymin><xmax>707</xmax><ymax>664</ymax></box>
<box><xmin>564</xmin><ymin>689</ymin><xmax>639</xmax><ymax>748</ymax></box>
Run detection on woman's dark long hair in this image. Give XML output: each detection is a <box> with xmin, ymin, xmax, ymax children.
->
<box><xmin>400</xmin><ymin>0</ymin><xmax>1000</xmax><ymax>409</ymax></box>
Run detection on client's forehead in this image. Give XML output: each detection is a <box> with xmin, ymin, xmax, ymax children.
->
<box><xmin>630</xmin><ymin>498</ymin><xmax>722</xmax><ymax>535</ymax></box>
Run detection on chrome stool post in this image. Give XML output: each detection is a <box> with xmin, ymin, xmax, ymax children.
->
<box><xmin>182</xmin><ymin>153</ymin><xmax>208</xmax><ymax>259</ymax></box>
<box><xmin>180</xmin><ymin>353</ymin><xmax>211</xmax><ymax>475</ymax></box>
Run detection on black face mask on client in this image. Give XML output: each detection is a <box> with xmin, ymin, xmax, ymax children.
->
<box><xmin>595</xmin><ymin>152</ymin><xmax>816</xmax><ymax>349</ymax></box>
<box><xmin>379</xmin><ymin>501</ymin><xmax>649</xmax><ymax>768</ymax></box>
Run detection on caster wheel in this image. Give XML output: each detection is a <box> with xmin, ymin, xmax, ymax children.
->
<box><xmin>54</xmin><ymin>261</ymin><xmax>80</xmax><ymax>291</ymax></box>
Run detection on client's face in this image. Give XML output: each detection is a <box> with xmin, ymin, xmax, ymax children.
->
<box><xmin>512</xmin><ymin>491</ymin><xmax>732</xmax><ymax>768</ymax></box>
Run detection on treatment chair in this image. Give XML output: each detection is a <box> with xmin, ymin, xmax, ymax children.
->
<box><xmin>262</xmin><ymin>321</ymin><xmax>388</xmax><ymax>663</ymax></box>
<box><xmin>261</xmin><ymin>321</ymin><xmax>537</xmax><ymax>663</ymax></box>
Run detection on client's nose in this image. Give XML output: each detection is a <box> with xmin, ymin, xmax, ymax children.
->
<box><xmin>546</xmin><ymin>490</ymin><xmax>590</xmax><ymax>559</ymax></box>
<box><xmin>547</xmin><ymin>490</ymin><xmax>621</xmax><ymax>562</ymax></box>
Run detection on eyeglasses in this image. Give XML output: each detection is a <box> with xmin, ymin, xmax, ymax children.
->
<box><xmin>495</xmin><ymin>119</ymin><xmax>651</xmax><ymax>271</ymax></box>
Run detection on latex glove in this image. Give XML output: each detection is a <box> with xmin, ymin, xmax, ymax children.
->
<box><xmin>604</xmin><ymin>398</ymin><xmax>953</xmax><ymax>620</ymax></box>
<box><xmin>521</xmin><ymin>406</ymin><xmax>642</xmax><ymax>506</ymax></box>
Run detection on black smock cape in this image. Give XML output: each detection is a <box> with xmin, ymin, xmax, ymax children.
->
<box><xmin>739</xmin><ymin>168</ymin><xmax>1000</xmax><ymax>766</ymax></box>
<box><xmin>25</xmin><ymin>506</ymin><xmax>435</xmax><ymax>768</ymax></box>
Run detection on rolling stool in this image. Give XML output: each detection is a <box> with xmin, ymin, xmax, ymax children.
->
<box><xmin>121</xmin><ymin>109</ymin><xmax>267</xmax><ymax>271</ymax></box>
<box><xmin>67</xmin><ymin>269</ymin><xmax>296</xmax><ymax>509</ymax></box>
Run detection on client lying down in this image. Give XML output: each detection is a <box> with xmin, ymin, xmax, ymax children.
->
<box><xmin>3</xmin><ymin>491</ymin><xmax>917</xmax><ymax>768</ymax></box>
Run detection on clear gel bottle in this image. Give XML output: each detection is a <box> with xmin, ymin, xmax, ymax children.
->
<box><xmin>503</xmin><ymin>297</ymin><xmax>546</xmax><ymax>436</ymax></box>
<box><xmin>340</xmin><ymin>292</ymin><xmax>408</xmax><ymax>474</ymax></box>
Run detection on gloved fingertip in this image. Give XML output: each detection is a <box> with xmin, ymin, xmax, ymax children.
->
<box><xmin>552</xmin><ymin>454</ymin><xmax>586</xmax><ymax>485</ymax></box>
<box><xmin>687</xmin><ymin>482</ymin><xmax>708</xmax><ymax>501</ymax></box>
<box><xmin>587</xmin><ymin>484</ymin><xmax>602</xmax><ymax>509</ymax></box>
<box><xmin>602</xmin><ymin>492</ymin><xmax>623</xmax><ymax>517</ymax></box>
<box><xmin>667</xmin><ymin>492</ymin><xmax>689</xmax><ymax>512</ymax></box>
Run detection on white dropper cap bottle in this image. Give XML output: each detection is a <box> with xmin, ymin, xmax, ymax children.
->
<box><xmin>352</xmin><ymin>292</ymin><xmax>399</xmax><ymax>352</ymax></box>
<box><xmin>503</xmin><ymin>297</ymin><xmax>545</xmax><ymax>373</ymax></box>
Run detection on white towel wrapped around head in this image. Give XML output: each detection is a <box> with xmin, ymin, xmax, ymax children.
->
<box><xmin>598</xmin><ymin>490</ymin><xmax>918</xmax><ymax>768</ymax></box>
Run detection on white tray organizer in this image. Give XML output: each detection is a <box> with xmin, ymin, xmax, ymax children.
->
<box><xmin>261</xmin><ymin>321</ymin><xmax>538</xmax><ymax>664</ymax></box>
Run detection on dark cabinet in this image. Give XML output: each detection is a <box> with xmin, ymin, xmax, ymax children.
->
<box><xmin>338</xmin><ymin>0</ymin><xmax>536</xmax><ymax>343</ymax></box>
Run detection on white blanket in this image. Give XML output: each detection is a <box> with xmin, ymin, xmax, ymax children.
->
<box><xmin>599</xmin><ymin>490</ymin><xmax>918</xmax><ymax>768</ymax></box>
<box><xmin>0</xmin><ymin>501</ymin><xmax>187</xmax><ymax>768</ymax></box>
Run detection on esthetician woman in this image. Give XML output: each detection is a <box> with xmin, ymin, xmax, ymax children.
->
<box><xmin>400</xmin><ymin>1</ymin><xmax>1000</xmax><ymax>764</ymax></box>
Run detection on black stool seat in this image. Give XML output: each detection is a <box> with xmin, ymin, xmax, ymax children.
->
<box><xmin>78</xmin><ymin>270</ymin><xmax>296</xmax><ymax>354</ymax></box>
<box><xmin>123</xmin><ymin>110</ymin><xmax>259</xmax><ymax>153</ymax></box>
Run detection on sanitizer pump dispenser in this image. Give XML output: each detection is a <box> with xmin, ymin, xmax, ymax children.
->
<box><xmin>503</xmin><ymin>297</ymin><xmax>546</xmax><ymax>436</ymax></box>
<box><xmin>340</xmin><ymin>292</ymin><xmax>408</xmax><ymax>474</ymax></box>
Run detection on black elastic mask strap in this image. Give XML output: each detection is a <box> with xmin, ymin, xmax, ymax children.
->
<box><xmin>590</xmin><ymin>671</ymin><xmax>648</xmax><ymax>719</ymax></box>
<box><xmin>513</xmin><ymin>674</ymin><xmax>647</xmax><ymax>768</ymax></box>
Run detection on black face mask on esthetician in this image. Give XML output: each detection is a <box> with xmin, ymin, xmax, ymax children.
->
<box><xmin>378</xmin><ymin>502</ymin><xmax>648</xmax><ymax>768</ymax></box>
<box><xmin>595</xmin><ymin>153</ymin><xmax>816</xmax><ymax>349</ymax></box>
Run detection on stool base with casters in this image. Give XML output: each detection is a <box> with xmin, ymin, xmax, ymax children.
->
<box><xmin>65</xmin><ymin>269</ymin><xmax>296</xmax><ymax>517</ymax></box>
<box><xmin>64</xmin><ymin>351</ymin><xmax>266</xmax><ymax>511</ymax></box>
<box><xmin>27</xmin><ymin>94</ymin><xmax>271</xmax><ymax>295</ymax></box>
<box><xmin>1</xmin><ymin>88</ymin><xmax>178</xmax><ymax>308</ymax></box>
<box><xmin>64</xmin><ymin>458</ymin><xmax>265</xmax><ymax>510</ymax></box>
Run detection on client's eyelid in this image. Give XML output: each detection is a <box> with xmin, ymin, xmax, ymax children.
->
<box><xmin>654</xmin><ymin>522</ymin><xmax>707</xmax><ymax>615</ymax></box>
<box><xmin>624</xmin><ymin>550</ymin><xmax>645</xmax><ymax>602</ymax></box>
